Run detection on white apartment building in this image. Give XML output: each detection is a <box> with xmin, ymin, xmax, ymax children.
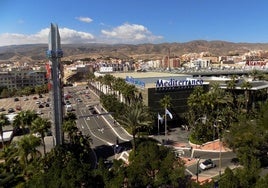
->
<box><xmin>190</xmin><ymin>59</ymin><xmax>211</xmax><ymax>69</ymax></box>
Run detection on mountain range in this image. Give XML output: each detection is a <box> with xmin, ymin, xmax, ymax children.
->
<box><xmin>1</xmin><ymin>40</ymin><xmax>268</xmax><ymax>62</ymax></box>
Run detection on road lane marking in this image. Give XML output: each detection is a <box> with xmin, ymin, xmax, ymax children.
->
<box><xmin>82</xmin><ymin>117</ymin><xmax>113</xmax><ymax>145</ymax></box>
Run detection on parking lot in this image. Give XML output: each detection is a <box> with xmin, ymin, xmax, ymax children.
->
<box><xmin>0</xmin><ymin>85</ymin><xmax>97</xmax><ymax>122</ymax></box>
<box><xmin>0</xmin><ymin>93</ymin><xmax>51</xmax><ymax>119</ymax></box>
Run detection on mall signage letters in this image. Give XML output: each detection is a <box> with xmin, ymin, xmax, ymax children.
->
<box><xmin>156</xmin><ymin>78</ymin><xmax>203</xmax><ymax>89</ymax></box>
<box><xmin>126</xmin><ymin>76</ymin><xmax>145</xmax><ymax>88</ymax></box>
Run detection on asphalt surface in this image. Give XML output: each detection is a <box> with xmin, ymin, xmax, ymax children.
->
<box><xmin>64</xmin><ymin>85</ymin><xmax>132</xmax><ymax>161</ymax></box>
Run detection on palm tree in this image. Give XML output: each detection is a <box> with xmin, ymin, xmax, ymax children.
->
<box><xmin>227</xmin><ymin>75</ymin><xmax>238</xmax><ymax>106</ymax></box>
<box><xmin>117</xmin><ymin>101</ymin><xmax>152</xmax><ymax>152</ymax></box>
<box><xmin>87</xmin><ymin>72</ymin><xmax>95</xmax><ymax>86</ymax></box>
<box><xmin>31</xmin><ymin>117</ymin><xmax>51</xmax><ymax>155</ymax></box>
<box><xmin>122</xmin><ymin>84</ymin><xmax>138</xmax><ymax>105</ymax></box>
<box><xmin>0</xmin><ymin>114</ymin><xmax>10</xmax><ymax>146</ymax></box>
<box><xmin>0</xmin><ymin>143</ymin><xmax>20</xmax><ymax>172</ymax></box>
<box><xmin>103</xmin><ymin>74</ymin><xmax>115</xmax><ymax>94</ymax></box>
<box><xmin>13</xmin><ymin>110</ymin><xmax>37</xmax><ymax>134</ymax></box>
<box><xmin>250</xmin><ymin>69</ymin><xmax>259</xmax><ymax>81</ymax></box>
<box><xmin>241</xmin><ymin>80</ymin><xmax>252</xmax><ymax>112</ymax></box>
<box><xmin>112</xmin><ymin>77</ymin><xmax>125</xmax><ymax>101</ymax></box>
<box><xmin>96</xmin><ymin>76</ymin><xmax>104</xmax><ymax>94</ymax></box>
<box><xmin>62</xmin><ymin>120</ymin><xmax>78</xmax><ymax>143</ymax></box>
<box><xmin>16</xmin><ymin>134</ymin><xmax>41</xmax><ymax>166</ymax></box>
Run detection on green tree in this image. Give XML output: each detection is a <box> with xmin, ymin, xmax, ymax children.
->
<box><xmin>0</xmin><ymin>114</ymin><xmax>10</xmax><ymax>146</ymax></box>
<box><xmin>87</xmin><ymin>72</ymin><xmax>95</xmax><ymax>86</ymax></box>
<box><xmin>0</xmin><ymin>143</ymin><xmax>23</xmax><ymax>187</ymax></box>
<box><xmin>218</xmin><ymin>167</ymin><xmax>239</xmax><ymax>188</ymax></box>
<box><xmin>26</xmin><ymin>144</ymin><xmax>97</xmax><ymax>188</ymax></box>
<box><xmin>31</xmin><ymin>117</ymin><xmax>51</xmax><ymax>155</ymax></box>
<box><xmin>16</xmin><ymin>135</ymin><xmax>41</xmax><ymax>167</ymax></box>
<box><xmin>117</xmin><ymin>101</ymin><xmax>152</xmax><ymax>151</ymax></box>
<box><xmin>255</xmin><ymin>173</ymin><xmax>268</xmax><ymax>188</ymax></box>
<box><xmin>63</xmin><ymin>120</ymin><xmax>78</xmax><ymax>143</ymax></box>
<box><xmin>122</xmin><ymin>84</ymin><xmax>138</xmax><ymax>105</ymax></box>
<box><xmin>112</xmin><ymin>77</ymin><xmax>127</xmax><ymax>101</ymax></box>
<box><xmin>103</xmin><ymin>74</ymin><xmax>115</xmax><ymax>95</ymax></box>
<box><xmin>241</xmin><ymin>80</ymin><xmax>252</xmax><ymax>113</ymax></box>
<box><xmin>126</xmin><ymin>140</ymin><xmax>186</xmax><ymax>187</ymax></box>
<box><xmin>13</xmin><ymin>110</ymin><xmax>37</xmax><ymax>134</ymax></box>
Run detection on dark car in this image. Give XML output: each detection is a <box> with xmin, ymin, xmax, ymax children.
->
<box><xmin>38</xmin><ymin>104</ymin><xmax>44</xmax><ymax>108</ymax></box>
<box><xmin>199</xmin><ymin>159</ymin><xmax>216</xmax><ymax>170</ymax></box>
<box><xmin>8</xmin><ymin>108</ymin><xmax>15</xmax><ymax>113</ymax></box>
<box><xmin>14</xmin><ymin>98</ymin><xmax>19</xmax><ymax>102</ymax></box>
<box><xmin>88</xmin><ymin>106</ymin><xmax>94</xmax><ymax>111</ymax></box>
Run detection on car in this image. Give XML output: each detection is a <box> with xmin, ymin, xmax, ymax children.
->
<box><xmin>38</xmin><ymin>104</ymin><xmax>44</xmax><ymax>108</ymax></box>
<box><xmin>199</xmin><ymin>159</ymin><xmax>216</xmax><ymax>171</ymax></box>
<box><xmin>0</xmin><ymin>107</ymin><xmax>5</xmax><ymax>112</ymax></box>
<box><xmin>45</xmin><ymin>103</ymin><xmax>50</xmax><ymax>107</ymax></box>
<box><xmin>88</xmin><ymin>106</ymin><xmax>94</xmax><ymax>111</ymax></box>
<box><xmin>76</xmin><ymin>98</ymin><xmax>82</xmax><ymax>102</ymax></box>
<box><xmin>36</xmin><ymin>101</ymin><xmax>41</xmax><ymax>104</ymax></box>
<box><xmin>33</xmin><ymin>96</ymin><xmax>38</xmax><ymax>100</ymax></box>
<box><xmin>14</xmin><ymin>98</ymin><xmax>19</xmax><ymax>102</ymax></box>
<box><xmin>36</xmin><ymin>110</ymin><xmax>43</xmax><ymax>115</ymax></box>
<box><xmin>16</xmin><ymin>105</ymin><xmax>22</xmax><ymax>111</ymax></box>
<box><xmin>23</xmin><ymin>98</ymin><xmax>29</xmax><ymax>101</ymax></box>
<box><xmin>8</xmin><ymin>108</ymin><xmax>15</xmax><ymax>113</ymax></box>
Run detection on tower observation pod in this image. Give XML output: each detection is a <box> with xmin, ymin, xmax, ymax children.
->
<box><xmin>46</xmin><ymin>23</ymin><xmax>64</xmax><ymax>146</ymax></box>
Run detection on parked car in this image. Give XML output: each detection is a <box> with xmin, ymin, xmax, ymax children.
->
<box><xmin>16</xmin><ymin>105</ymin><xmax>22</xmax><ymax>111</ymax></box>
<box><xmin>8</xmin><ymin>108</ymin><xmax>15</xmax><ymax>113</ymax></box>
<box><xmin>14</xmin><ymin>98</ymin><xmax>19</xmax><ymax>102</ymax></box>
<box><xmin>199</xmin><ymin>159</ymin><xmax>216</xmax><ymax>171</ymax></box>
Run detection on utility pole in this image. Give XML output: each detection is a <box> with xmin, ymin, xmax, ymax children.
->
<box><xmin>196</xmin><ymin>157</ymin><xmax>201</xmax><ymax>183</ymax></box>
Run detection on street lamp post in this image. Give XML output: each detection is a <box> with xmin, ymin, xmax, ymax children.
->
<box><xmin>219</xmin><ymin>127</ymin><xmax>222</xmax><ymax>178</ymax></box>
<box><xmin>216</xmin><ymin>120</ymin><xmax>222</xmax><ymax>179</ymax></box>
<box><xmin>196</xmin><ymin>156</ymin><xmax>201</xmax><ymax>183</ymax></box>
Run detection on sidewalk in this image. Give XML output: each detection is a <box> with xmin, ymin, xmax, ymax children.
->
<box><xmin>189</xmin><ymin>139</ymin><xmax>232</xmax><ymax>152</ymax></box>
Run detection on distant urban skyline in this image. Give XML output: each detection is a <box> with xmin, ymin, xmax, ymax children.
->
<box><xmin>1</xmin><ymin>0</ymin><xmax>268</xmax><ymax>46</ymax></box>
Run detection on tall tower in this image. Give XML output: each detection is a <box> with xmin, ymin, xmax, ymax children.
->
<box><xmin>46</xmin><ymin>23</ymin><xmax>64</xmax><ymax>146</ymax></box>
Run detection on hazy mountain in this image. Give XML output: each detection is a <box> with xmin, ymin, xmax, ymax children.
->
<box><xmin>1</xmin><ymin>40</ymin><xmax>268</xmax><ymax>62</ymax></box>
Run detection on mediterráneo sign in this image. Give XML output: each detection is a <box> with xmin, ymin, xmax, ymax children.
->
<box><xmin>126</xmin><ymin>76</ymin><xmax>145</xmax><ymax>89</ymax></box>
<box><xmin>156</xmin><ymin>78</ymin><xmax>203</xmax><ymax>89</ymax></box>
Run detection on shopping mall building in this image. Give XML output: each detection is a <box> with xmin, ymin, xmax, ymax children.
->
<box><xmin>94</xmin><ymin>71</ymin><xmax>268</xmax><ymax>124</ymax></box>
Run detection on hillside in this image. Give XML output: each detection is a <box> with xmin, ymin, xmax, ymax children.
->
<box><xmin>1</xmin><ymin>40</ymin><xmax>268</xmax><ymax>62</ymax></box>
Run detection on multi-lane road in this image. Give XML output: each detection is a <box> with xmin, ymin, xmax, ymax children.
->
<box><xmin>64</xmin><ymin>85</ymin><xmax>132</xmax><ymax>160</ymax></box>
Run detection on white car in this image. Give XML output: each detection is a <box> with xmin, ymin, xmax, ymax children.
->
<box><xmin>199</xmin><ymin>159</ymin><xmax>216</xmax><ymax>170</ymax></box>
<box><xmin>36</xmin><ymin>110</ymin><xmax>43</xmax><ymax>115</ymax></box>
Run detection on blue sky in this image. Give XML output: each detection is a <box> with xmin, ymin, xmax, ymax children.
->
<box><xmin>1</xmin><ymin>0</ymin><xmax>268</xmax><ymax>46</ymax></box>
